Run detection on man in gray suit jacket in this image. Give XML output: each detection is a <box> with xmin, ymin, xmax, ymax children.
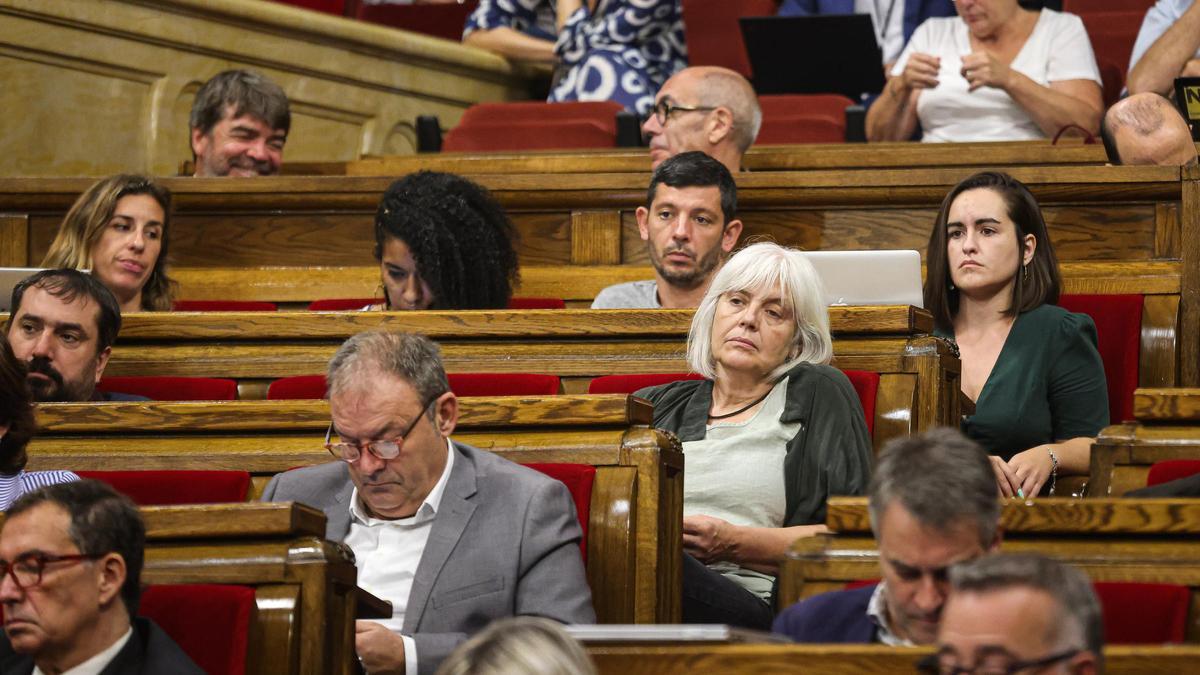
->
<box><xmin>261</xmin><ymin>331</ymin><xmax>594</xmax><ymax>675</ymax></box>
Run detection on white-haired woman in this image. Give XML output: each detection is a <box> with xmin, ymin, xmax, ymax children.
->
<box><xmin>637</xmin><ymin>242</ymin><xmax>872</xmax><ymax>630</ymax></box>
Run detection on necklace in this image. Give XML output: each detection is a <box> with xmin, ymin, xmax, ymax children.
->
<box><xmin>708</xmin><ymin>385</ymin><xmax>775</xmax><ymax>421</ymax></box>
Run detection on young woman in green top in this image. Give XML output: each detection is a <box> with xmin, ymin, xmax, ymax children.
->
<box><xmin>924</xmin><ymin>171</ymin><xmax>1109</xmax><ymax>498</ymax></box>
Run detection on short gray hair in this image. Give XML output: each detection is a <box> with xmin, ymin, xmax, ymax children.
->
<box><xmin>687</xmin><ymin>242</ymin><xmax>831</xmax><ymax>379</ymax></box>
<box><xmin>189</xmin><ymin>69</ymin><xmax>291</xmax><ymax>137</ymax></box>
<box><xmin>694</xmin><ymin>68</ymin><xmax>762</xmax><ymax>153</ymax></box>
<box><xmin>868</xmin><ymin>428</ymin><xmax>1000</xmax><ymax>549</ymax></box>
<box><xmin>327</xmin><ymin>331</ymin><xmax>449</xmax><ymax>407</ymax></box>
<box><xmin>950</xmin><ymin>553</ymin><xmax>1104</xmax><ymax>665</ymax></box>
<box><xmin>434</xmin><ymin>617</ymin><xmax>596</xmax><ymax>675</ymax></box>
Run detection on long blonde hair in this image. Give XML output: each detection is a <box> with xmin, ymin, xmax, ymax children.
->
<box><xmin>41</xmin><ymin>174</ymin><xmax>177</xmax><ymax>311</ymax></box>
<box><xmin>434</xmin><ymin>617</ymin><xmax>596</xmax><ymax>675</ymax></box>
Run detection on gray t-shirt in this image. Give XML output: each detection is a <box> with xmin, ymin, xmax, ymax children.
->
<box><xmin>590</xmin><ymin>280</ymin><xmax>661</xmax><ymax>309</ymax></box>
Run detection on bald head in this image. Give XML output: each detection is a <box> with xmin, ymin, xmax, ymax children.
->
<box><xmin>1102</xmin><ymin>93</ymin><xmax>1198</xmax><ymax>166</ymax></box>
<box><xmin>642</xmin><ymin>66</ymin><xmax>761</xmax><ymax>173</ymax></box>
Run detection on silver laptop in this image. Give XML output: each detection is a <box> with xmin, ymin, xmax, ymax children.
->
<box><xmin>801</xmin><ymin>250</ymin><xmax>923</xmax><ymax>308</ymax></box>
<box><xmin>0</xmin><ymin>268</ymin><xmax>45</xmax><ymax>312</ymax></box>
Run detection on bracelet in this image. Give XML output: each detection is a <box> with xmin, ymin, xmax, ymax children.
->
<box><xmin>1047</xmin><ymin>448</ymin><xmax>1059</xmax><ymax>496</ymax></box>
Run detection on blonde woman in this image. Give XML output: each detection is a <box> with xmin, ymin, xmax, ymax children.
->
<box><xmin>435</xmin><ymin>617</ymin><xmax>595</xmax><ymax>675</ymax></box>
<box><xmin>42</xmin><ymin>174</ymin><xmax>176</xmax><ymax>312</ymax></box>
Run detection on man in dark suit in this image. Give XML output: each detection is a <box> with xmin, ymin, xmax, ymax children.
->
<box><xmin>0</xmin><ymin>479</ymin><xmax>202</xmax><ymax>674</ymax></box>
<box><xmin>262</xmin><ymin>330</ymin><xmax>594</xmax><ymax>675</ymax></box>
<box><xmin>773</xmin><ymin>429</ymin><xmax>1001</xmax><ymax>644</ymax></box>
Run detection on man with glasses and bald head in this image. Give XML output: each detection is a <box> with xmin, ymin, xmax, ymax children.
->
<box><xmin>642</xmin><ymin>66</ymin><xmax>762</xmax><ymax>174</ymax></box>
<box><xmin>262</xmin><ymin>330</ymin><xmax>594</xmax><ymax>675</ymax></box>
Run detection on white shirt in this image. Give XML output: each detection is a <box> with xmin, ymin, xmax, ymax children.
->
<box><xmin>345</xmin><ymin>438</ymin><xmax>455</xmax><ymax>675</ymax></box>
<box><xmin>865</xmin><ymin>582</ymin><xmax>914</xmax><ymax>646</ymax></box>
<box><xmin>1129</xmin><ymin>0</ymin><xmax>1200</xmax><ymax>74</ymax></box>
<box><xmin>891</xmin><ymin>10</ymin><xmax>1101</xmax><ymax>142</ymax></box>
<box><xmin>855</xmin><ymin>0</ymin><xmax>907</xmax><ymax>64</ymax></box>
<box><xmin>34</xmin><ymin>627</ymin><xmax>133</xmax><ymax>675</ymax></box>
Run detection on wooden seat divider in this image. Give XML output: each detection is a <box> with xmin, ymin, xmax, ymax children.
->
<box><xmin>1092</xmin><ymin>388</ymin><xmax>1200</xmax><ymax>496</ymax></box>
<box><xmin>29</xmin><ymin>395</ymin><xmax>683</xmax><ymax>624</ymax></box>
<box><xmin>779</xmin><ymin>497</ymin><xmax>1200</xmax><ymax>642</ymax></box>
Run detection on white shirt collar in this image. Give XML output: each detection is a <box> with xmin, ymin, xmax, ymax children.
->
<box><xmin>866</xmin><ymin>582</ymin><xmax>914</xmax><ymax>647</ymax></box>
<box><xmin>34</xmin><ymin>626</ymin><xmax>133</xmax><ymax>675</ymax></box>
<box><xmin>349</xmin><ymin>437</ymin><xmax>456</xmax><ymax>525</ymax></box>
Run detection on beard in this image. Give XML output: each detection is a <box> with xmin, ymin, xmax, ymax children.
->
<box><xmin>25</xmin><ymin>356</ymin><xmax>93</xmax><ymax>403</ymax></box>
<box><xmin>649</xmin><ymin>242</ymin><xmax>725</xmax><ymax>289</ymax></box>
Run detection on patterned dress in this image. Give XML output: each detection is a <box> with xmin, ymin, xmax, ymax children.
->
<box><xmin>465</xmin><ymin>0</ymin><xmax>687</xmax><ymax>114</ymax></box>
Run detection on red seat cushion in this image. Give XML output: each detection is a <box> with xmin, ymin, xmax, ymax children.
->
<box><xmin>308</xmin><ymin>298</ymin><xmax>379</xmax><ymax>311</ymax></box>
<box><xmin>1094</xmin><ymin>581</ymin><xmax>1189</xmax><ymax>644</ymax></box>
<box><xmin>681</xmin><ymin>0</ymin><xmax>778</xmax><ymax>78</ymax></box>
<box><xmin>1057</xmin><ymin>294</ymin><xmax>1142</xmax><ymax>423</ymax></box>
<box><xmin>268</xmin><ymin>373</ymin><xmax>560</xmax><ymax>399</ymax></box>
<box><xmin>1062</xmin><ymin>0</ymin><xmax>1155</xmax><ymax>14</ymax></box>
<box><xmin>1077</xmin><ymin>12</ymin><xmax>1145</xmax><ymax>106</ymax></box>
<box><xmin>97</xmin><ymin>376</ymin><xmax>238</xmax><ymax>402</ymax></box>
<box><xmin>140</xmin><ymin>584</ymin><xmax>254</xmax><ymax>675</ymax></box>
<box><xmin>445</xmin><ymin>101</ymin><xmax>624</xmax><ymax>153</ymax></box>
<box><xmin>173</xmin><ymin>300</ymin><xmax>277</xmax><ymax>312</ymax></box>
<box><xmin>1147</xmin><ymin>460</ymin><xmax>1200</xmax><ymax>486</ymax></box>
<box><xmin>76</xmin><ymin>471</ymin><xmax>251</xmax><ymax>505</ymax></box>
<box><xmin>756</xmin><ymin>94</ymin><xmax>854</xmax><ymax>144</ymax></box>
<box><xmin>508</xmin><ymin>297</ymin><xmax>566</xmax><ymax>309</ymax></box>
<box><xmin>524</xmin><ymin>463</ymin><xmax>595</xmax><ymax>562</ymax></box>
<box><xmin>841</xmin><ymin>370</ymin><xmax>879</xmax><ymax>438</ymax></box>
<box><xmin>354</xmin><ymin>1</ymin><xmax>479</xmax><ymax>41</ymax></box>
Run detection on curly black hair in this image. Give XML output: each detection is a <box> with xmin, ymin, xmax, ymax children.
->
<box><xmin>374</xmin><ymin>171</ymin><xmax>519</xmax><ymax>309</ymax></box>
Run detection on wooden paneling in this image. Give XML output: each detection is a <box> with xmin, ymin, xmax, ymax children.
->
<box><xmin>1092</xmin><ymin>388</ymin><xmax>1200</xmax><ymax>496</ymax></box>
<box><xmin>0</xmin><ymin>215</ymin><xmax>27</xmax><ymax>267</ymax></box>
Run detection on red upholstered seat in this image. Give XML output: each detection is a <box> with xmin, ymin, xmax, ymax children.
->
<box><xmin>1062</xmin><ymin>0</ymin><xmax>1155</xmax><ymax>14</ymax></box>
<box><xmin>681</xmin><ymin>0</ymin><xmax>779</xmax><ymax>78</ymax></box>
<box><xmin>140</xmin><ymin>584</ymin><xmax>254</xmax><ymax>675</ymax></box>
<box><xmin>353</xmin><ymin>1</ymin><xmax>480</xmax><ymax>41</ymax></box>
<box><xmin>173</xmin><ymin>300</ymin><xmax>277</xmax><ymax>312</ymax></box>
<box><xmin>1094</xmin><ymin>581</ymin><xmax>1189</xmax><ymax>644</ymax></box>
<box><xmin>271</xmin><ymin>0</ymin><xmax>345</xmax><ymax>14</ymax></box>
<box><xmin>308</xmin><ymin>298</ymin><xmax>379</xmax><ymax>311</ymax></box>
<box><xmin>268</xmin><ymin>373</ymin><xmax>560</xmax><ymax>399</ymax></box>
<box><xmin>524</xmin><ymin>463</ymin><xmax>595</xmax><ymax>561</ymax></box>
<box><xmin>1147</xmin><ymin>460</ymin><xmax>1200</xmax><ymax>486</ymax></box>
<box><xmin>1057</xmin><ymin>294</ymin><xmax>1142</xmax><ymax>423</ymax></box>
<box><xmin>1077</xmin><ymin>12</ymin><xmax>1145</xmax><ymax>106</ymax></box>
<box><xmin>841</xmin><ymin>370</ymin><xmax>879</xmax><ymax>437</ymax></box>
<box><xmin>757</xmin><ymin>94</ymin><xmax>854</xmax><ymax>144</ymax></box>
<box><xmin>76</xmin><ymin>470</ymin><xmax>251</xmax><ymax>505</ymax></box>
<box><xmin>444</xmin><ymin>101</ymin><xmax>624</xmax><ymax>152</ymax></box>
<box><xmin>507</xmin><ymin>297</ymin><xmax>567</xmax><ymax>309</ymax></box>
<box><xmin>97</xmin><ymin>376</ymin><xmax>238</xmax><ymax>402</ymax></box>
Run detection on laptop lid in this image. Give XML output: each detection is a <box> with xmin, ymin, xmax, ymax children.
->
<box><xmin>739</xmin><ymin>15</ymin><xmax>885</xmax><ymax>98</ymax></box>
<box><xmin>0</xmin><ymin>268</ymin><xmax>45</xmax><ymax>312</ymax></box>
<box><xmin>801</xmin><ymin>250</ymin><xmax>923</xmax><ymax>308</ymax></box>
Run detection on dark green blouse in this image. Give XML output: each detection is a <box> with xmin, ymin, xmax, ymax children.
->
<box><xmin>634</xmin><ymin>362</ymin><xmax>873</xmax><ymax>527</ymax></box>
<box><xmin>939</xmin><ymin>304</ymin><xmax>1109</xmax><ymax>461</ymax></box>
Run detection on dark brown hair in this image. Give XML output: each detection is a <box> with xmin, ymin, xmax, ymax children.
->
<box><xmin>0</xmin><ymin>333</ymin><xmax>35</xmax><ymax>474</ymax></box>
<box><xmin>923</xmin><ymin>171</ymin><xmax>1062</xmax><ymax>332</ymax></box>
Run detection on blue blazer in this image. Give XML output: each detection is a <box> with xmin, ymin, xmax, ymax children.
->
<box><xmin>777</xmin><ymin>0</ymin><xmax>956</xmax><ymax>45</ymax></box>
<box><xmin>772</xmin><ymin>583</ymin><xmax>880</xmax><ymax>643</ymax></box>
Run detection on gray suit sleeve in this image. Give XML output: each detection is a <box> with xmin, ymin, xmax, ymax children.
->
<box><xmin>260</xmin><ymin>471</ymin><xmax>282</xmax><ymax>501</ymax></box>
<box><xmin>515</xmin><ymin>477</ymin><xmax>597</xmax><ymax>623</ymax></box>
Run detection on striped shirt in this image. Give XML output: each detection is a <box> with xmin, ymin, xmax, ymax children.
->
<box><xmin>0</xmin><ymin>470</ymin><xmax>79</xmax><ymax>511</ymax></box>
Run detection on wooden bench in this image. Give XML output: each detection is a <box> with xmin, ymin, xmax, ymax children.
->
<box><xmin>28</xmin><ymin>395</ymin><xmax>682</xmax><ymax>624</ymax></box>
<box><xmin>585</xmin><ymin>644</ymin><xmax>1200</xmax><ymax>675</ymax></box>
<box><xmin>1092</xmin><ymin>388</ymin><xmax>1200</xmax><ymax>496</ymax></box>
<box><xmin>779</xmin><ymin>497</ymin><xmax>1200</xmax><ymax>641</ymax></box>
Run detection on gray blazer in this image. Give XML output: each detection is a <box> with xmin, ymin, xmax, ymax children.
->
<box><xmin>260</xmin><ymin>441</ymin><xmax>596</xmax><ymax>675</ymax></box>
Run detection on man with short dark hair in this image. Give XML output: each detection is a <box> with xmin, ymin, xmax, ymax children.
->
<box><xmin>5</xmin><ymin>270</ymin><xmax>132</xmax><ymax>403</ymax></box>
<box><xmin>262</xmin><ymin>330</ymin><xmax>594</xmax><ymax>675</ymax></box>
<box><xmin>189</xmin><ymin>69</ymin><xmax>290</xmax><ymax>177</ymax></box>
<box><xmin>0</xmin><ymin>479</ymin><xmax>202</xmax><ymax>674</ymax></box>
<box><xmin>642</xmin><ymin>67</ymin><xmax>761</xmax><ymax>174</ymax></box>
<box><xmin>591</xmin><ymin>151</ymin><xmax>743</xmax><ymax>309</ymax></box>
<box><xmin>773</xmin><ymin>428</ymin><xmax>1001</xmax><ymax>644</ymax></box>
<box><xmin>929</xmin><ymin>553</ymin><xmax>1103</xmax><ymax>675</ymax></box>
<box><xmin>1101</xmin><ymin>92</ymin><xmax>1198</xmax><ymax>166</ymax></box>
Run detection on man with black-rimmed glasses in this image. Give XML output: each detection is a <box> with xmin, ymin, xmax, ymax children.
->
<box><xmin>261</xmin><ymin>330</ymin><xmax>594</xmax><ymax>675</ymax></box>
<box><xmin>0</xmin><ymin>479</ymin><xmax>201</xmax><ymax>674</ymax></box>
<box><xmin>641</xmin><ymin>66</ymin><xmax>761</xmax><ymax>175</ymax></box>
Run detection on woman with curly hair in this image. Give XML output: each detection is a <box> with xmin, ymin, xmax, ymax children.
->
<box><xmin>369</xmin><ymin>172</ymin><xmax>519</xmax><ymax>310</ymax></box>
<box><xmin>42</xmin><ymin>174</ymin><xmax>177</xmax><ymax>312</ymax></box>
<box><xmin>0</xmin><ymin>333</ymin><xmax>77</xmax><ymax>510</ymax></box>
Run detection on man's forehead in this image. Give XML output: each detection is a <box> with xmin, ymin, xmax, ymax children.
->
<box><xmin>16</xmin><ymin>287</ymin><xmax>99</xmax><ymax>331</ymax></box>
<box><xmin>218</xmin><ymin>106</ymin><xmax>285</xmax><ymax>136</ymax></box>
<box><xmin>1</xmin><ymin>503</ymin><xmax>73</xmax><ymax>551</ymax></box>
<box><xmin>652</xmin><ymin>184</ymin><xmax>722</xmax><ymax>209</ymax></box>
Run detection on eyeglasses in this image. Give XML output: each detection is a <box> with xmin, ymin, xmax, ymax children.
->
<box><xmin>651</xmin><ymin>99</ymin><xmax>717</xmax><ymax>126</ymax></box>
<box><xmin>915</xmin><ymin>648</ymin><xmax>1082</xmax><ymax>675</ymax></box>
<box><xmin>324</xmin><ymin>398</ymin><xmax>436</xmax><ymax>463</ymax></box>
<box><xmin>0</xmin><ymin>552</ymin><xmax>104</xmax><ymax>590</ymax></box>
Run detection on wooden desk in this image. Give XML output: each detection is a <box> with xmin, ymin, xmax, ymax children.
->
<box><xmin>779</xmin><ymin>497</ymin><xmax>1200</xmax><ymax>641</ymax></box>
<box><xmin>1092</xmin><ymin>388</ymin><xmax>1200</xmax><ymax>496</ymax></box>
<box><xmin>29</xmin><ymin>395</ymin><xmax>682</xmax><ymax>624</ymax></box>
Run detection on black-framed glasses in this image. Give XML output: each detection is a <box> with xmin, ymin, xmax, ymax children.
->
<box><xmin>651</xmin><ymin>99</ymin><xmax>717</xmax><ymax>126</ymax></box>
<box><xmin>0</xmin><ymin>552</ymin><xmax>104</xmax><ymax>590</ymax></box>
<box><xmin>324</xmin><ymin>398</ymin><xmax>436</xmax><ymax>463</ymax></box>
<box><xmin>916</xmin><ymin>648</ymin><xmax>1082</xmax><ymax>675</ymax></box>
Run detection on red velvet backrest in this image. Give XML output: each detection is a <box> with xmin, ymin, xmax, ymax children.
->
<box><xmin>841</xmin><ymin>370</ymin><xmax>879</xmax><ymax>437</ymax></box>
<box><xmin>757</xmin><ymin>95</ymin><xmax>853</xmax><ymax>143</ymax></box>
<box><xmin>1147</xmin><ymin>460</ymin><xmax>1200</xmax><ymax>486</ymax></box>
<box><xmin>681</xmin><ymin>0</ymin><xmax>779</xmax><ymax>78</ymax></box>
<box><xmin>444</xmin><ymin>121</ymin><xmax>617</xmax><ymax>152</ymax></box>
<box><xmin>457</xmin><ymin>100</ymin><xmax>623</xmax><ymax>128</ymax></box>
<box><xmin>97</xmin><ymin>376</ymin><xmax>238</xmax><ymax>402</ymax></box>
<box><xmin>77</xmin><ymin>471</ymin><xmax>252</xmax><ymax>505</ymax></box>
<box><xmin>354</xmin><ymin>1</ymin><xmax>480</xmax><ymax>41</ymax></box>
<box><xmin>271</xmin><ymin>0</ymin><xmax>345</xmax><ymax>14</ymax></box>
<box><xmin>1057</xmin><ymin>294</ymin><xmax>1142</xmax><ymax>423</ymax></box>
<box><xmin>308</xmin><ymin>298</ymin><xmax>379</xmax><ymax>311</ymax></box>
<box><xmin>173</xmin><ymin>300</ymin><xmax>277</xmax><ymax>312</ymax></box>
<box><xmin>1077</xmin><ymin>11</ymin><xmax>1146</xmax><ymax>106</ymax></box>
<box><xmin>268</xmin><ymin>373</ymin><xmax>561</xmax><ymax>399</ymax></box>
<box><xmin>508</xmin><ymin>297</ymin><xmax>567</xmax><ymax>309</ymax></box>
<box><xmin>1062</xmin><ymin>0</ymin><xmax>1155</xmax><ymax>14</ymax></box>
<box><xmin>1094</xmin><ymin>581</ymin><xmax>1190</xmax><ymax>644</ymax></box>
<box><xmin>523</xmin><ymin>463</ymin><xmax>595</xmax><ymax>562</ymax></box>
<box><xmin>588</xmin><ymin>373</ymin><xmax>707</xmax><ymax>394</ymax></box>
<box><xmin>140</xmin><ymin>584</ymin><xmax>254</xmax><ymax>675</ymax></box>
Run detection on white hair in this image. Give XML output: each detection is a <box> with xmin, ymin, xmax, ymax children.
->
<box><xmin>686</xmin><ymin>242</ymin><xmax>832</xmax><ymax>379</ymax></box>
